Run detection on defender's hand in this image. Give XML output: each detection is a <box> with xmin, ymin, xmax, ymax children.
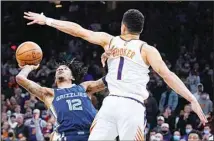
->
<box><xmin>191</xmin><ymin>100</ymin><xmax>208</xmax><ymax>125</ymax></box>
<box><xmin>24</xmin><ymin>11</ymin><xmax>46</xmax><ymax>25</ymax></box>
<box><xmin>101</xmin><ymin>49</ymin><xmax>113</xmax><ymax>67</ymax></box>
<box><xmin>19</xmin><ymin>64</ymin><xmax>40</xmax><ymax>70</ymax></box>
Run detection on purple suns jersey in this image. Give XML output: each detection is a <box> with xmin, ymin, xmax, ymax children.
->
<box><xmin>105</xmin><ymin>36</ymin><xmax>150</xmax><ymax>101</ymax></box>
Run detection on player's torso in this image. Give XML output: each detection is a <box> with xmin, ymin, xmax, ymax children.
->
<box><xmin>106</xmin><ymin>36</ymin><xmax>150</xmax><ymax>101</ymax></box>
<box><xmin>50</xmin><ymin>84</ymin><xmax>96</xmax><ymax>134</ymax></box>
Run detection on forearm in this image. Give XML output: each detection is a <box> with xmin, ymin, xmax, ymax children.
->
<box><xmin>46</xmin><ymin>18</ymin><xmax>83</xmax><ymax>37</ymax></box>
<box><xmin>163</xmin><ymin>72</ymin><xmax>197</xmax><ymax>102</ymax></box>
<box><xmin>17</xmin><ymin>67</ymin><xmax>33</xmax><ymax>78</ymax></box>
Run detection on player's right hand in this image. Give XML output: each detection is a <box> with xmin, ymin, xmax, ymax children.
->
<box><xmin>19</xmin><ymin>64</ymin><xmax>40</xmax><ymax>70</ymax></box>
<box><xmin>24</xmin><ymin>11</ymin><xmax>46</xmax><ymax>25</ymax></box>
<box><xmin>101</xmin><ymin>49</ymin><xmax>113</xmax><ymax>67</ymax></box>
<box><xmin>191</xmin><ymin>100</ymin><xmax>208</xmax><ymax>125</ymax></box>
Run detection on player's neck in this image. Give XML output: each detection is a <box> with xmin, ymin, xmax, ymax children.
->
<box><xmin>120</xmin><ymin>34</ymin><xmax>139</xmax><ymax>41</ymax></box>
<box><xmin>57</xmin><ymin>81</ymin><xmax>73</xmax><ymax>88</ymax></box>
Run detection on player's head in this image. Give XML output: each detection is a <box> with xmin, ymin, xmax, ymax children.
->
<box><xmin>121</xmin><ymin>9</ymin><xmax>144</xmax><ymax>35</ymax></box>
<box><xmin>55</xmin><ymin>65</ymin><xmax>74</xmax><ymax>83</ymax></box>
<box><xmin>55</xmin><ymin>59</ymin><xmax>88</xmax><ymax>86</ymax></box>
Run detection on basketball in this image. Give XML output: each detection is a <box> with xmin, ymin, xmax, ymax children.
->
<box><xmin>16</xmin><ymin>41</ymin><xmax>43</xmax><ymax>66</ymax></box>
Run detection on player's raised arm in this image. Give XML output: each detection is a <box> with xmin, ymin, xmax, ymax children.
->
<box><xmin>80</xmin><ymin>77</ymin><xmax>106</xmax><ymax>96</ymax></box>
<box><xmin>16</xmin><ymin>65</ymin><xmax>53</xmax><ymax>102</ymax></box>
<box><xmin>23</xmin><ymin>12</ymin><xmax>113</xmax><ymax>49</ymax></box>
<box><xmin>143</xmin><ymin>45</ymin><xmax>208</xmax><ymax>124</ymax></box>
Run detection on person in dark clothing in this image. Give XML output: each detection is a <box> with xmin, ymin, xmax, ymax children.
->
<box><xmin>161</xmin><ymin>123</ymin><xmax>172</xmax><ymax>141</ymax></box>
<box><xmin>145</xmin><ymin>91</ymin><xmax>158</xmax><ymax>129</ymax></box>
<box><xmin>177</xmin><ymin>104</ymin><xmax>198</xmax><ymax>135</ymax></box>
<box><xmin>161</xmin><ymin>106</ymin><xmax>176</xmax><ymax>131</ymax></box>
<box><xmin>14</xmin><ymin>115</ymin><xmax>29</xmax><ymax>139</ymax></box>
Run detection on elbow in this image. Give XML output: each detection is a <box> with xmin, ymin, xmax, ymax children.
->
<box><xmin>161</xmin><ymin>70</ymin><xmax>174</xmax><ymax>81</ymax></box>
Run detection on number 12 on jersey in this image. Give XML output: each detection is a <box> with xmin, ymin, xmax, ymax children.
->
<box><xmin>66</xmin><ymin>99</ymin><xmax>83</xmax><ymax>111</ymax></box>
<box><xmin>117</xmin><ymin>57</ymin><xmax>125</xmax><ymax>80</ymax></box>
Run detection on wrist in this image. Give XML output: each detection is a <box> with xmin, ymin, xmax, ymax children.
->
<box><xmin>45</xmin><ymin>17</ymin><xmax>53</xmax><ymax>26</ymax></box>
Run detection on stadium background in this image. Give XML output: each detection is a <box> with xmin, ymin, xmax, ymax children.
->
<box><xmin>1</xmin><ymin>1</ymin><xmax>214</xmax><ymax>141</ymax></box>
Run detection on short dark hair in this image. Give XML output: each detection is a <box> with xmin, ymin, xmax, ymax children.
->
<box><xmin>188</xmin><ymin>130</ymin><xmax>203</xmax><ymax>140</ymax></box>
<box><xmin>122</xmin><ymin>9</ymin><xmax>144</xmax><ymax>34</ymax></box>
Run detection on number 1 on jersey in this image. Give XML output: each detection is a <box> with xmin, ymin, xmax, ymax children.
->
<box><xmin>117</xmin><ymin>57</ymin><xmax>124</xmax><ymax>80</ymax></box>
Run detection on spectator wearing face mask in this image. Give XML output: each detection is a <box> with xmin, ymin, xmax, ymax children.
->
<box><xmin>182</xmin><ymin>124</ymin><xmax>193</xmax><ymax>140</ymax></box>
<box><xmin>198</xmin><ymin>92</ymin><xmax>213</xmax><ymax>115</ymax></box>
<box><xmin>193</xmin><ymin>83</ymin><xmax>204</xmax><ymax>100</ymax></box>
<box><xmin>170</xmin><ymin>131</ymin><xmax>181</xmax><ymax>141</ymax></box>
<box><xmin>150</xmin><ymin>133</ymin><xmax>164</xmax><ymax>141</ymax></box>
<box><xmin>202</xmin><ymin>124</ymin><xmax>213</xmax><ymax>141</ymax></box>
<box><xmin>161</xmin><ymin>123</ymin><xmax>172</xmax><ymax>141</ymax></box>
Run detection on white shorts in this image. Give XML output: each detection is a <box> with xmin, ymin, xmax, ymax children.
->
<box><xmin>89</xmin><ymin>95</ymin><xmax>146</xmax><ymax>141</ymax></box>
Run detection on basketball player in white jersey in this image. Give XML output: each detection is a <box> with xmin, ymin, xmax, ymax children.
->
<box><xmin>24</xmin><ymin>9</ymin><xmax>207</xmax><ymax>140</ymax></box>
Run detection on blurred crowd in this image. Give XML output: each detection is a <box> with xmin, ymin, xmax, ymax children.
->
<box><xmin>1</xmin><ymin>1</ymin><xmax>214</xmax><ymax>141</ymax></box>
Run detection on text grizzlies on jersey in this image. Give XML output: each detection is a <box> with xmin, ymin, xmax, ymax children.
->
<box><xmin>56</xmin><ymin>92</ymin><xmax>87</xmax><ymax>101</ymax></box>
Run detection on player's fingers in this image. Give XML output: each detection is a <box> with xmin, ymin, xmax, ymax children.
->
<box><xmin>24</xmin><ymin>12</ymin><xmax>33</xmax><ymax>17</ymax></box>
<box><xmin>27</xmin><ymin>20</ymin><xmax>38</xmax><ymax>25</ymax></box>
<box><xmin>23</xmin><ymin>16</ymin><xmax>35</xmax><ymax>21</ymax></box>
<box><xmin>18</xmin><ymin>64</ymin><xmax>24</xmax><ymax>69</ymax></box>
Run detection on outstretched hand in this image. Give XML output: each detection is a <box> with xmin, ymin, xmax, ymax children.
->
<box><xmin>191</xmin><ymin>100</ymin><xmax>208</xmax><ymax>125</ymax></box>
<box><xmin>24</xmin><ymin>11</ymin><xmax>46</xmax><ymax>25</ymax></box>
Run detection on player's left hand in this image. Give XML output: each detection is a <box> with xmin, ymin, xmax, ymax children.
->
<box><xmin>101</xmin><ymin>49</ymin><xmax>113</xmax><ymax>67</ymax></box>
<box><xmin>24</xmin><ymin>11</ymin><xmax>46</xmax><ymax>25</ymax></box>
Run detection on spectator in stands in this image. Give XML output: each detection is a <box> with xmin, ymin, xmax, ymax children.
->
<box><xmin>148</xmin><ymin>129</ymin><xmax>157</xmax><ymax>141</ymax></box>
<box><xmin>161</xmin><ymin>123</ymin><xmax>172</xmax><ymax>141</ymax></box>
<box><xmin>177</xmin><ymin>104</ymin><xmax>197</xmax><ymax>135</ymax></box>
<box><xmin>153</xmin><ymin>116</ymin><xmax>165</xmax><ymax>132</ymax></box>
<box><xmin>4</xmin><ymin>131</ymin><xmax>19</xmax><ymax>141</ymax></box>
<box><xmin>161</xmin><ymin>106</ymin><xmax>176</xmax><ymax>131</ymax></box>
<box><xmin>182</xmin><ymin>124</ymin><xmax>193</xmax><ymax>140</ymax></box>
<box><xmin>193</xmin><ymin>83</ymin><xmax>204</xmax><ymax>100</ymax></box>
<box><xmin>159</xmin><ymin>86</ymin><xmax>178</xmax><ymax>113</ymax></box>
<box><xmin>198</xmin><ymin>92</ymin><xmax>213</xmax><ymax>115</ymax></box>
<box><xmin>145</xmin><ymin>91</ymin><xmax>158</xmax><ymax>129</ymax></box>
<box><xmin>202</xmin><ymin>124</ymin><xmax>213</xmax><ymax>141</ymax></box>
<box><xmin>186</xmin><ymin>70</ymin><xmax>200</xmax><ymax>94</ymax></box>
<box><xmin>14</xmin><ymin>115</ymin><xmax>28</xmax><ymax>139</ymax></box>
<box><xmin>24</xmin><ymin>109</ymin><xmax>47</xmax><ymax>141</ymax></box>
<box><xmin>171</xmin><ymin>131</ymin><xmax>181</xmax><ymax>141</ymax></box>
<box><xmin>8</xmin><ymin>115</ymin><xmax>17</xmax><ymax>129</ymax></box>
<box><xmin>188</xmin><ymin>130</ymin><xmax>203</xmax><ymax>141</ymax></box>
<box><xmin>1</xmin><ymin>122</ymin><xmax>11</xmax><ymax>140</ymax></box>
<box><xmin>154</xmin><ymin>133</ymin><xmax>164</xmax><ymax>141</ymax></box>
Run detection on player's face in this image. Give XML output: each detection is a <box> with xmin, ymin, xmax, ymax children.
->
<box><xmin>55</xmin><ymin>65</ymin><xmax>73</xmax><ymax>81</ymax></box>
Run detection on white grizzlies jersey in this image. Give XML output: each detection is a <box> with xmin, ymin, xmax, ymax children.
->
<box><xmin>105</xmin><ymin>36</ymin><xmax>150</xmax><ymax>101</ymax></box>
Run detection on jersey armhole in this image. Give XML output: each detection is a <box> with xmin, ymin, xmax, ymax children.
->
<box><xmin>108</xmin><ymin>37</ymin><xmax>114</xmax><ymax>50</ymax></box>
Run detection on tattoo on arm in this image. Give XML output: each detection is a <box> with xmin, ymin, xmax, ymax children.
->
<box><xmin>84</xmin><ymin>79</ymin><xmax>106</xmax><ymax>94</ymax></box>
<box><xmin>17</xmin><ymin>77</ymin><xmax>47</xmax><ymax>102</ymax></box>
